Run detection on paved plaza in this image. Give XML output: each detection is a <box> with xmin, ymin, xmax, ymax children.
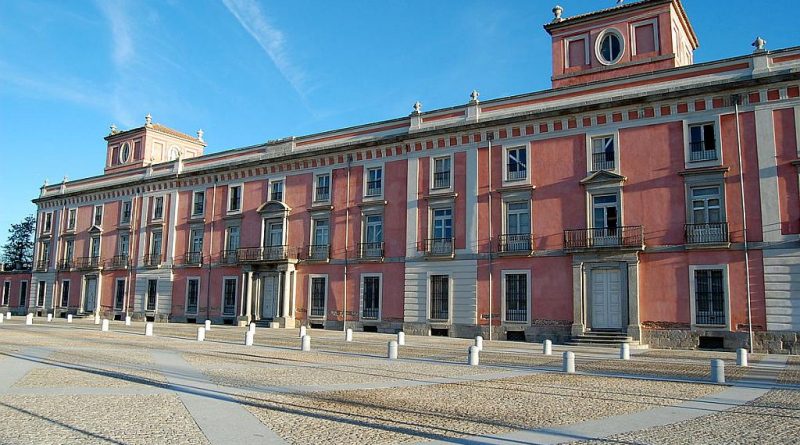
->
<box><xmin>0</xmin><ymin>317</ymin><xmax>797</xmax><ymax>444</ymax></box>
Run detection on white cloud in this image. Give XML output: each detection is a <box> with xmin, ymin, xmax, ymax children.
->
<box><xmin>221</xmin><ymin>0</ymin><xmax>308</xmax><ymax>98</ymax></box>
<box><xmin>95</xmin><ymin>0</ymin><xmax>135</xmax><ymax>68</ymax></box>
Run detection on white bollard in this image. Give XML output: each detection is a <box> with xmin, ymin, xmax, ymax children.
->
<box><xmin>711</xmin><ymin>359</ymin><xmax>725</xmax><ymax>383</ymax></box>
<box><xmin>468</xmin><ymin>345</ymin><xmax>480</xmax><ymax>366</ymax></box>
<box><xmin>299</xmin><ymin>325</ymin><xmax>307</xmax><ymax>338</ymax></box>
<box><xmin>397</xmin><ymin>331</ymin><xmax>405</xmax><ymax>346</ymax></box>
<box><xmin>197</xmin><ymin>327</ymin><xmax>205</xmax><ymax>342</ymax></box>
<box><xmin>736</xmin><ymin>348</ymin><xmax>748</xmax><ymax>367</ymax></box>
<box><xmin>563</xmin><ymin>351</ymin><xmax>575</xmax><ymax>374</ymax></box>
<box><xmin>47</xmin><ymin>314</ymin><xmax>53</xmax><ymax>322</ymax></box>
<box><xmin>125</xmin><ymin>316</ymin><xmax>131</xmax><ymax>326</ymax></box>
<box><xmin>94</xmin><ymin>314</ymin><xmax>100</xmax><ymax>325</ymax></box>
<box><xmin>0</xmin><ymin>313</ymin><xmax>4</xmax><ymax>324</ymax></box>
<box><xmin>620</xmin><ymin>343</ymin><xmax>630</xmax><ymax>360</ymax></box>
<box><xmin>145</xmin><ymin>322</ymin><xmax>154</xmax><ymax>337</ymax></box>
<box><xmin>204</xmin><ymin>319</ymin><xmax>211</xmax><ymax>331</ymax></box>
<box><xmin>245</xmin><ymin>331</ymin><xmax>254</xmax><ymax>346</ymax></box>
<box><xmin>475</xmin><ymin>335</ymin><xmax>484</xmax><ymax>351</ymax></box>
<box><xmin>5</xmin><ymin>312</ymin><xmax>10</xmax><ymax>320</ymax></box>
<box><xmin>67</xmin><ymin>314</ymin><xmax>73</xmax><ymax>323</ymax></box>
<box><xmin>25</xmin><ymin>313</ymin><xmax>33</xmax><ymax>326</ymax></box>
<box><xmin>388</xmin><ymin>340</ymin><xmax>398</xmax><ymax>360</ymax></box>
<box><xmin>101</xmin><ymin>319</ymin><xmax>109</xmax><ymax>332</ymax></box>
<box><xmin>345</xmin><ymin>328</ymin><xmax>353</xmax><ymax>342</ymax></box>
<box><xmin>301</xmin><ymin>335</ymin><xmax>311</xmax><ymax>352</ymax></box>
<box><xmin>249</xmin><ymin>323</ymin><xmax>256</xmax><ymax>334</ymax></box>
<box><xmin>543</xmin><ymin>339</ymin><xmax>552</xmax><ymax>355</ymax></box>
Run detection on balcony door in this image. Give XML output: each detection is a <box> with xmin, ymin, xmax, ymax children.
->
<box><xmin>431</xmin><ymin>208</ymin><xmax>453</xmax><ymax>254</ymax></box>
<box><xmin>592</xmin><ymin>194</ymin><xmax>619</xmax><ymax>245</ymax></box>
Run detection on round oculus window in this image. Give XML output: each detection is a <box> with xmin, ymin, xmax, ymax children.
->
<box><xmin>119</xmin><ymin>142</ymin><xmax>130</xmax><ymax>163</ymax></box>
<box><xmin>596</xmin><ymin>29</ymin><xmax>624</xmax><ymax>65</ymax></box>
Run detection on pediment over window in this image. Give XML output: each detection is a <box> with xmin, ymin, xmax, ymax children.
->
<box><xmin>580</xmin><ymin>170</ymin><xmax>626</xmax><ymax>187</ymax></box>
<box><xmin>257</xmin><ymin>201</ymin><xmax>291</xmax><ymax>218</ymax></box>
<box><xmin>88</xmin><ymin>225</ymin><xmax>103</xmax><ymax>234</ymax></box>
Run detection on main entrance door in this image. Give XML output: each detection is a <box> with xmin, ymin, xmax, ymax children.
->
<box><xmin>591</xmin><ymin>268</ymin><xmax>623</xmax><ymax>330</ymax></box>
<box><xmin>261</xmin><ymin>273</ymin><xmax>280</xmax><ymax>320</ymax></box>
<box><xmin>83</xmin><ymin>276</ymin><xmax>98</xmax><ymax>313</ymax></box>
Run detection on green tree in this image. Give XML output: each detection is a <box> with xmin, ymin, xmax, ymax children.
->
<box><xmin>2</xmin><ymin>215</ymin><xmax>35</xmax><ymax>268</ymax></box>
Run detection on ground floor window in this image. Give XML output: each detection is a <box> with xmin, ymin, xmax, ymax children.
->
<box><xmin>361</xmin><ymin>275</ymin><xmax>380</xmax><ymax>319</ymax></box>
<box><xmin>223</xmin><ymin>278</ymin><xmax>237</xmax><ymax>316</ymax></box>
<box><xmin>37</xmin><ymin>281</ymin><xmax>46</xmax><ymax>307</ymax></box>
<box><xmin>114</xmin><ymin>279</ymin><xmax>125</xmax><ymax>310</ymax></box>
<box><xmin>146</xmin><ymin>279</ymin><xmax>158</xmax><ymax>311</ymax></box>
<box><xmin>60</xmin><ymin>280</ymin><xmax>70</xmax><ymax>307</ymax></box>
<box><xmin>694</xmin><ymin>269</ymin><xmax>725</xmax><ymax>325</ymax></box>
<box><xmin>429</xmin><ymin>275</ymin><xmax>449</xmax><ymax>320</ymax></box>
<box><xmin>186</xmin><ymin>278</ymin><xmax>199</xmax><ymax>314</ymax></box>
<box><xmin>504</xmin><ymin>273</ymin><xmax>528</xmax><ymax>322</ymax></box>
<box><xmin>2</xmin><ymin>281</ymin><xmax>9</xmax><ymax>306</ymax></box>
<box><xmin>310</xmin><ymin>277</ymin><xmax>326</xmax><ymax>318</ymax></box>
<box><xmin>19</xmin><ymin>281</ymin><xmax>28</xmax><ymax>307</ymax></box>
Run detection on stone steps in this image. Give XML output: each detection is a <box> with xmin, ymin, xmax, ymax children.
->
<box><xmin>567</xmin><ymin>331</ymin><xmax>646</xmax><ymax>348</ymax></box>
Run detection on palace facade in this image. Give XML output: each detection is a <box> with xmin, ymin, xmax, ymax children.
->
<box><xmin>3</xmin><ymin>0</ymin><xmax>800</xmax><ymax>351</ymax></box>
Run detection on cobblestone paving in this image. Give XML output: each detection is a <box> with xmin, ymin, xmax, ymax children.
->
<box><xmin>779</xmin><ymin>355</ymin><xmax>800</xmax><ymax>385</ymax></box>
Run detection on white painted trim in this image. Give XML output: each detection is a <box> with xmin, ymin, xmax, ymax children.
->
<box><xmin>754</xmin><ymin>108</ymin><xmax>786</xmax><ymax>243</ymax></box>
<box><xmin>221</xmin><ymin>276</ymin><xmax>238</xmax><ymax>317</ymax></box>
<box><xmin>501</xmin><ymin>197</ymin><xmax>533</xmax><ymax>239</ymax></box>
<box><xmin>682</xmin><ymin>115</ymin><xmax>723</xmax><ymax>169</ymax></box>
<box><xmin>65</xmin><ymin>207</ymin><xmax>77</xmax><ymax>231</ymax></box>
<box><xmin>688</xmin><ymin>264</ymin><xmax>731</xmax><ymax>330</ymax></box>
<box><xmin>93</xmin><ymin>204</ymin><xmax>104</xmax><ymax>227</ymax></box>
<box><xmin>359</xmin><ymin>273</ymin><xmax>383</xmax><ymax>322</ymax></box>
<box><xmin>585</xmin><ymin>187</ymin><xmax>624</xmax><ymax>230</ymax></box>
<box><xmin>267</xmin><ymin>177</ymin><xmax>286</xmax><ymax>202</ymax></box>
<box><xmin>406</xmin><ymin>158</ymin><xmax>420</xmax><ymax>258</ymax></box>
<box><xmin>426</xmin><ymin>272</ymin><xmax>452</xmax><ymax>323</ymax></box>
<box><xmin>595</xmin><ymin>27</ymin><xmax>626</xmax><ymax>66</ymax></box>
<box><xmin>307</xmin><ymin>274</ymin><xmax>328</xmax><ymax>321</ymax></box>
<box><xmin>501</xmin><ymin>269</ymin><xmax>532</xmax><ymax>324</ymax></box>
<box><xmin>119</xmin><ymin>200</ymin><xmax>132</xmax><ymax>225</ymax></box>
<box><xmin>684</xmin><ymin>179</ymin><xmax>727</xmax><ymax>225</ymax></box>
<box><xmin>145</xmin><ymin>278</ymin><xmax>159</xmax><ymax>313</ymax></box>
<box><xmin>167</xmin><ymin>191</ymin><xmax>179</xmax><ymax>265</ymax></box>
<box><xmin>429</xmin><ymin>153</ymin><xmax>454</xmax><ymax>193</ymax></box>
<box><xmin>185</xmin><ymin>277</ymin><xmax>201</xmax><ymax>315</ymax></box>
<box><xmin>794</xmin><ymin>105</ymin><xmax>800</xmax><ymax>158</ymax></box>
<box><xmin>226</xmin><ymin>183</ymin><xmax>243</xmax><ymax>214</ymax></box>
<box><xmin>362</xmin><ymin>163</ymin><xmax>385</xmax><ymax>201</ymax></box>
<box><xmin>113</xmin><ymin>277</ymin><xmax>126</xmax><ymax>310</ymax></box>
<box><xmin>59</xmin><ymin>279</ymin><xmax>70</xmax><ymax>308</ymax></box>
<box><xmin>563</xmin><ymin>34</ymin><xmax>590</xmax><ymax>68</ymax></box>
<box><xmin>18</xmin><ymin>280</ymin><xmax>28</xmax><ymax>309</ymax></box>
<box><xmin>630</xmin><ymin>18</ymin><xmax>659</xmax><ymax>56</ymax></box>
<box><xmin>36</xmin><ymin>280</ymin><xmax>46</xmax><ymax>308</ymax></box>
<box><xmin>465</xmin><ymin>149</ymin><xmax>478</xmax><ymax>254</ymax></box>
<box><xmin>2</xmin><ymin>280</ymin><xmax>10</xmax><ymax>306</ymax></box>
<box><xmin>190</xmin><ymin>190</ymin><xmax>205</xmax><ymax>217</ymax></box>
<box><xmin>585</xmin><ymin>129</ymin><xmax>621</xmax><ymax>174</ymax></box>
<box><xmin>501</xmin><ymin>144</ymin><xmax>531</xmax><ymax>186</ymax></box>
<box><xmin>312</xmin><ymin>169</ymin><xmax>333</xmax><ymax>204</ymax></box>
<box><xmin>151</xmin><ymin>195</ymin><xmax>165</xmax><ymax>221</ymax></box>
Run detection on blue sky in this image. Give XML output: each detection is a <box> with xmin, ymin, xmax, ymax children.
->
<box><xmin>1</xmin><ymin>0</ymin><xmax>798</xmax><ymax>237</ymax></box>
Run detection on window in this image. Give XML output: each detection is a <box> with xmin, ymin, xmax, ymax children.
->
<box><xmin>19</xmin><ymin>281</ymin><xmax>28</xmax><ymax>307</ymax></box>
<box><xmin>432</xmin><ymin>157</ymin><xmax>451</xmax><ymax>189</ymax></box>
<box><xmin>39</xmin><ymin>242</ymin><xmax>50</xmax><ymax>269</ymax></box>
<box><xmin>361</xmin><ymin>214</ymin><xmax>383</xmax><ymax>258</ymax></box>
<box><xmin>310</xmin><ymin>276</ymin><xmax>326</xmax><ymax>318</ymax></box>
<box><xmin>366</xmin><ymin>168</ymin><xmax>382</xmax><ymax>197</ymax></box>
<box><xmin>146</xmin><ymin>279</ymin><xmax>158</xmax><ymax>312</ymax></box>
<box><xmin>120</xmin><ymin>201</ymin><xmax>132</xmax><ymax>225</ymax></box>
<box><xmin>503</xmin><ymin>202</ymin><xmax>532</xmax><ymax>252</ymax></box>
<box><xmin>188</xmin><ymin>228</ymin><xmax>204</xmax><ymax>264</ymax></box>
<box><xmin>265</xmin><ymin>221</ymin><xmax>284</xmax><ymax>247</ymax></box>
<box><xmin>223</xmin><ymin>278</ymin><xmax>237</xmax><ymax>316</ymax></box>
<box><xmin>689</xmin><ymin>123</ymin><xmax>717</xmax><ymax>162</ymax></box>
<box><xmin>591</xmin><ymin>136</ymin><xmax>615</xmax><ymax>171</ymax></box>
<box><xmin>119</xmin><ymin>142</ymin><xmax>131</xmax><ymax>163</ymax></box>
<box><xmin>114</xmin><ymin>279</ymin><xmax>125</xmax><ymax>310</ymax></box>
<box><xmin>596</xmin><ymin>28</ymin><xmax>624</xmax><ymax>65</ymax></box>
<box><xmin>192</xmin><ymin>191</ymin><xmax>205</xmax><ymax>216</ymax></box>
<box><xmin>225</xmin><ymin>226</ymin><xmax>240</xmax><ymax>261</ymax></box>
<box><xmin>186</xmin><ymin>278</ymin><xmax>200</xmax><ymax>314</ymax></box>
<box><xmin>37</xmin><ymin>281</ymin><xmax>46</xmax><ymax>307</ymax></box>
<box><xmin>94</xmin><ymin>205</ymin><xmax>103</xmax><ymax>226</ymax></box>
<box><xmin>504</xmin><ymin>273</ymin><xmax>528</xmax><ymax>322</ymax></box>
<box><xmin>228</xmin><ymin>185</ymin><xmax>242</xmax><ymax>212</ymax></box>
<box><xmin>429</xmin><ymin>208</ymin><xmax>454</xmax><ymax>255</ymax></box>
<box><xmin>150</xmin><ymin>232</ymin><xmax>162</xmax><ymax>258</ymax></box>
<box><xmin>64</xmin><ymin>239</ymin><xmax>74</xmax><ymax>266</ymax></box>
<box><xmin>687</xmin><ymin>185</ymin><xmax>726</xmax><ymax>244</ymax></box>
<box><xmin>429</xmin><ymin>275</ymin><xmax>449</xmax><ymax>320</ymax></box>
<box><xmin>60</xmin><ymin>280</ymin><xmax>69</xmax><ymax>307</ymax></box>
<box><xmin>2</xmin><ymin>281</ymin><xmax>9</xmax><ymax>306</ymax></box>
<box><xmin>270</xmin><ymin>180</ymin><xmax>284</xmax><ymax>202</ymax></box>
<box><xmin>89</xmin><ymin>236</ymin><xmax>100</xmax><ymax>259</ymax></box>
<box><xmin>361</xmin><ymin>275</ymin><xmax>381</xmax><ymax>319</ymax></box>
<box><xmin>118</xmin><ymin>234</ymin><xmax>129</xmax><ymax>258</ymax></box>
<box><xmin>315</xmin><ymin>174</ymin><xmax>330</xmax><ymax>202</ymax></box>
<box><xmin>506</xmin><ymin>147</ymin><xmax>527</xmax><ymax>181</ymax></box>
<box><xmin>43</xmin><ymin>212</ymin><xmax>52</xmax><ymax>233</ymax></box>
<box><xmin>693</xmin><ymin>268</ymin><xmax>726</xmax><ymax>326</ymax></box>
<box><xmin>153</xmin><ymin>196</ymin><xmax>164</xmax><ymax>220</ymax></box>
<box><xmin>310</xmin><ymin>218</ymin><xmax>329</xmax><ymax>260</ymax></box>
<box><xmin>67</xmin><ymin>208</ymin><xmax>76</xmax><ymax>231</ymax></box>
<box><xmin>592</xmin><ymin>195</ymin><xmax>618</xmax><ymax>230</ymax></box>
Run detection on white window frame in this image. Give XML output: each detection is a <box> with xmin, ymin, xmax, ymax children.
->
<box><xmin>504</xmin><ymin>199</ymin><xmax>532</xmax><ymax>236</ymax></box>
<box><xmin>687</xmin><ymin>183</ymin><xmax>726</xmax><ymax>225</ymax></box>
<box><xmin>595</xmin><ymin>27</ymin><xmax>626</xmax><ymax>66</ymax></box>
<box><xmin>429</xmin><ymin>205</ymin><xmax>454</xmax><ymax>241</ymax></box>
<box><xmin>185</xmin><ymin>277</ymin><xmax>201</xmax><ymax>315</ymax></box>
<box><xmin>113</xmin><ymin>277</ymin><xmax>126</xmax><ymax>311</ymax></box>
<box><xmin>688</xmin><ymin>264</ymin><xmax>731</xmax><ymax>329</ymax></box>
<box><xmin>89</xmin><ymin>235</ymin><xmax>101</xmax><ymax>259</ymax></box>
<box><xmin>268</xmin><ymin>178</ymin><xmax>285</xmax><ymax>202</ymax></box>
<box><xmin>119</xmin><ymin>141</ymin><xmax>131</xmax><ymax>164</ymax></box>
<box><xmin>308</xmin><ymin>274</ymin><xmax>328</xmax><ymax>320</ymax></box>
<box><xmin>564</xmin><ymin>34</ymin><xmax>590</xmax><ymax>68</ymax></box>
<box><xmin>59</xmin><ymin>279</ymin><xmax>70</xmax><ymax>308</ymax></box>
<box><xmin>146</xmin><ymin>279</ymin><xmax>158</xmax><ymax>312</ymax></box>
<box><xmin>359</xmin><ymin>273</ymin><xmax>383</xmax><ymax>321</ymax></box>
<box><xmin>120</xmin><ymin>200</ymin><xmax>132</xmax><ymax>226</ymax></box>
<box><xmin>222</xmin><ymin>276</ymin><xmax>238</xmax><ymax>316</ymax></box>
<box><xmin>427</xmin><ymin>273</ymin><xmax>452</xmax><ymax>322</ymax></box>
<box><xmin>191</xmin><ymin>190</ymin><xmax>205</xmax><ymax>217</ymax></box>
<box><xmin>501</xmin><ymin>270</ymin><xmax>531</xmax><ymax>324</ymax></box>
<box><xmin>503</xmin><ymin>145</ymin><xmax>529</xmax><ymax>184</ymax></box>
<box><xmin>585</xmin><ymin>130</ymin><xmax>620</xmax><ymax>173</ymax></box>
<box><xmin>587</xmin><ymin>189</ymin><xmax>623</xmax><ymax>230</ymax></box>
<box><xmin>36</xmin><ymin>281</ymin><xmax>46</xmax><ymax>308</ymax></box>
<box><xmin>64</xmin><ymin>239</ymin><xmax>74</xmax><ymax>262</ymax></box>
<box><xmin>630</xmin><ymin>18</ymin><xmax>659</xmax><ymax>56</ymax></box>
<box><xmin>2</xmin><ymin>280</ymin><xmax>10</xmax><ymax>306</ymax></box>
<box><xmin>227</xmin><ymin>183</ymin><xmax>243</xmax><ymax>214</ymax></box>
<box><xmin>19</xmin><ymin>280</ymin><xmax>28</xmax><ymax>308</ymax></box>
<box><xmin>149</xmin><ymin>231</ymin><xmax>162</xmax><ymax>257</ymax></box>
<box><xmin>42</xmin><ymin>212</ymin><xmax>53</xmax><ymax>234</ymax></box>
<box><xmin>152</xmin><ymin>196</ymin><xmax>165</xmax><ymax>221</ymax></box>
<box><xmin>683</xmin><ymin>115</ymin><xmax>722</xmax><ymax>168</ymax></box>
<box><xmin>363</xmin><ymin>164</ymin><xmax>384</xmax><ymax>200</ymax></box>
<box><xmin>310</xmin><ymin>216</ymin><xmax>330</xmax><ymax>248</ymax></box>
<box><xmin>117</xmin><ymin>233</ymin><xmax>130</xmax><ymax>258</ymax></box>
<box><xmin>430</xmin><ymin>154</ymin><xmax>454</xmax><ymax>192</ymax></box>
<box><xmin>225</xmin><ymin>225</ymin><xmax>241</xmax><ymax>252</ymax></box>
<box><xmin>313</xmin><ymin>171</ymin><xmax>332</xmax><ymax>203</ymax></box>
<box><xmin>66</xmin><ymin>208</ymin><xmax>77</xmax><ymax>231</ymax></box>
<box><xmin>93</xmin><ymin>204</ymin><xmax>104</xmax><ymax>227</ymax></box>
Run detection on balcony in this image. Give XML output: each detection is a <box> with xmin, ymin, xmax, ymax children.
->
<box><xmin>57</xmin><ymin>259</ymin><xmax>73</xmax><ymax>271</ymax></box>
<box><xmin>685</xmin><ymin>222</ymin><xmax>729</xmax><ymax>245</ymax></box>
<box><xmin>362</xmin><ymin>307</ymin><xmax>379</xmax><ymax>320</ymax></box>
<box><xmin>182</xmin><ymin>252</ymin><xmax>203</xmax><ymax>266</ymax></box>
<box><xmin>358</xmin><ymin>242</ymin><xmax>384</xmax><ymax>259</ymax></box>
<box><xmin>433</xmin><ymin>171</ymin><xmax>450</xmax><ymax>189</ymax></box>
<box><xmin>563</xmin><ymin>226</ymin><xmax>644</xmax><ymax>251</ymax></box>
<box><xmin>143</xmin><ymin>253</ymin><xmax>162</xmax><ymax>268</ymax></box>
<box><xmin>424</xmin><ymin>238</ymin><xmax>454</xmax><ymax>257</ymax></box>
<box><xmin>306</xmin><ymin>244</ymin><xmax>330</xmax><ymax>261</ymax></box>
<box><xmin>74</xmin><ymin>256</ymin><xmax>102</xmax><ymax>270</ymax></box>
<box><xmin>506</xmin><ymin>168</ymin><xmax>527</xmax><ymax>181</ymax></box>
<box><xmin>498</xmin><ymin>234</ymin><xmax>533</xmax><ymax>254</ymax></box>
<box><xmin>237</xmin><ymin>245</ymin><xmax>295</xmax><ymax>263</ymax></box>
<box><xmin>315</xmin><ymin>186</ymin><xmax>330</xmax><ymax>202</ymax></box>
<box><xmin>107</xmin><ymin>255</ymin><xmax>130</xmax><ymax>269</ymax></box>
<box><xmin>35</xmin><ymin>259</ymin><xmax>49</xmax><ymax>271</ymax></box>
<box><xmin>365</xmin><ymin>180</ymin><xmax>382</xmax><ymax>197</ymax></box>
<box><xmin>689</xmin><ymin>141</ymin><xmax>717</xmax><ymax>161</ymax></box>
<box><xmin>222</xmin><ymin>250</ymin><xmax>240</xmax><ymax>264</ymax></box>
<box><xmin>591</xmin><ymin>152</ymin><xmax>615</xmax><ymax>171</ymax></box>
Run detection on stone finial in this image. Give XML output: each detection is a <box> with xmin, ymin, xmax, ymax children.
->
<box><xmin>552</xmin><ymin>5</ymin><xmax>564</xmax><ymax>23</ymax></box>
<box><xmin>412</xmin><ymin>101</ymin><xmax>422</xmax><ymax>115</ymax></box>
<box><xmin>42</xmin><ymin>178</ymin><xmax>49</xmax><ymax>187</ymax></box>
<box><xmin>752</xmin><ymin>36</ymin><xmax>766</xmax><ymax>53</ymax></box>
<box><xmin>197</xmin><ymin>129</ymin><xmax>204</xmax><ymax>142</ymax></box>
<box><xmin>145</xmin><ymin>113</ymin><xmax>153</xmax><ymax>127</ymax></box>
<box><xmin>470</xmin><ymin>90</ymin><xmax>480</xmax><ymax>104</ymax></box>
<box><xmin>109</xmin><ymin>124</ymin><xmax>118</xmax><ymax>135</ymax></box>
<box><xmin>62</xmin><ymin>176</ymin><xmax>68</xmax><ymax>184</ymax></box>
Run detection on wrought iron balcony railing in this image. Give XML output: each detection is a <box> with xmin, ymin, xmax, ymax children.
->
<box><xmin>685</xmin><ymin>222</ymin><xmax>729</xmax><ymax>245</ymax></box>
<box><xmin>143</xmin><ymin>253</ymin><xmax>162</xmax><ymax>268</ymax></box>
<box><xmin>307</xmin><ymin>244</ymin><xmax>330</xmax><ymax>261</ymax></box>
<box><xmin>424</xmin><ymin>238</ymin><xmax>455</xmax><ymax>257</ymax></box>
<box><xmin>57</xmin><ymin>259</ymin><xmax>73</xmax><ymax>271</ymax></box>
<box><xmin>358</xmin><ymin>242</ymin><xmax>384</xmax><ymax>259</ymax></box>
<box><xmin>74</xmin><ymin>256</ymin><xmax>102</xmax><ymax>270</ymax></box>
<box><xmin>591</xmin><ymin>152</ymin><xmax>615</xmax><ymax>171</ymax></box>
<box><xmin>183</xmin><ymin>251</ymin><xmax>203</xmax><ymax>266</ymax></box>
<box><xmin>108</xmin><ymin>255</ymin><xmax>130</xmax><ymax>269</ymax></box>
<box><xmin>433</xmin><ymin>171</ymin><xmax>450</xmax><ymax>189</ymax></box>
<box><xmin>365</xmin><ymin>180</ymin><xmax>382</xmax><ymax>197</ymax></box>
<box><xmin>222</xmin><ymin>250</ymin><xmax>239</xmax><ymax>264</ymax></box>
<box><xmin>506</xmin><ymin>167</ymin><xmax>527</xmax><ymax>181</ymax></box>
<box><xmin>35</xmin><ymin>259</ymin><xmax>49</xmax><ymax>271</ymax></box>
<box><xmin>237</xmin><ymin>245</ymin><xmax>294</xmax><ymax>262</ymax></box>
<box><xmin>689</xmin><ymin>140</ymin><xmax>717</xmax><ymax>161</ymax></box>
<box><xmin>498</xmin><ymin>234</ymin><xmax>533</xmax><ymax>253</ymax></box>
<box><xmin>315</xmin><ymin>186</ymin><xmax>330</xmax><ymax>202</ymax></box>
<box><xmin>563</xmin><ymin>226</ymin><xmax>644</xmax><ymax>250</ymax></box>
<box><xmin>362</xmin><ymin>307</ymin><xmax>379</xmax><ymax>320</ymax></box>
